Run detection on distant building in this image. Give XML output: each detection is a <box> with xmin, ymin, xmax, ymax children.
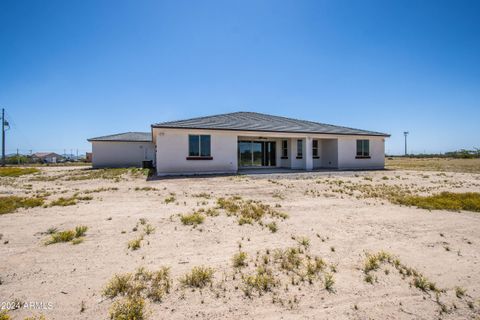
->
<box><xmin>32</xmin><ymin>152</ymin><xmax>63</xmax><ymax>164</ymax></box>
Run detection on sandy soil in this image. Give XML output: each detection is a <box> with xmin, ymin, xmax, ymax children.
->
<box><xmin>1</xmin><ymin>166</ymin><xmax>480</xmax><ymax>319</ymax></box>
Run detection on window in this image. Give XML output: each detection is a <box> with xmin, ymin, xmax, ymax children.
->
<box><xmin>188</xmin><ymin>135</ymin><xmax>211</xmax><ymax>158</ymax></box>
<box><xmin>296</xmin><ymin>139</ymin><xmax>303</xmax><ymax>158</ymax></box>
<box><xmin>281</xmin><ymin>140</ymin><xmax>288</xmax><ymax>158</ymax></box>
<box><xmin>312</xmin><ymin>140</ymin><xmax>319</xmax><ymax>158</ymax></box>
<box><xmin>356</xmin><ymin>139</ymin><xmax>370</xmax><ymax>158</ymax></box>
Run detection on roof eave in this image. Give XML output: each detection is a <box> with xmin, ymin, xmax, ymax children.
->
<box><xmin>151</xmin><ymin>125</ymin><xmax>390</xmax><ymax>137</ymax></box>
<box><xmin>87</xmin><ymin>139</ymin><xmax>152</xmax><ymax>142</ymax></box>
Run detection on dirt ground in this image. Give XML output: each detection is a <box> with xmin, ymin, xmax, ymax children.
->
<box><xmin>1</xmin><ymin>165</ymin><xmax>480</xmax><ymax>320</ymax></box>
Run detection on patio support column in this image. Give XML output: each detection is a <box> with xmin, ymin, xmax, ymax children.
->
<box><xmin>305</xmin><ymin>137</ymin><xmax>313</xmax><ymax>170</ymax></box>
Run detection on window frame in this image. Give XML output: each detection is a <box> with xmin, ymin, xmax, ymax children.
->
<box><xmin>312</xmin><ymin>139</ymin><xmax>319</xmax><ymax>158</ymax></box>
<box><xmin>356</xmin><ymin>139</ymin><xmax>370</xmax><ymax>159</ymax></box>
<box><xmin>296</xmin><ymin>139</ymin><xmax>303</xmax><ymax>159</ymax></box>
<box><xmin>281</xmin><ymin>140</ymin><xmax>288</xmax><ymax>159</ymax></box>
<box><xmin>187</xmin><ymin>134</ymin><xmax>212</xmax><ymax>160</ymax></box>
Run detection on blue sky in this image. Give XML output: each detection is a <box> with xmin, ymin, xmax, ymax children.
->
<box><xmin>0</xmin><ymin>0</ymin><xmax>479</xmax><ymax>155</ymax></box>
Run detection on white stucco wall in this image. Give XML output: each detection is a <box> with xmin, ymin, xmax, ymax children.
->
<box><xmin>290</xmin><ymin>138</ymin><xmax>306</xmax><ymax>169</ymax></box>
<box><xmin>279</xmin><ymin>139</ymin><xmax>291</xmax><ymax>168</ymax></box>
<box><xmin>154</xmin><ymin>129</ymin><xmax>238</xmax><ymax>175</ymax></box>
<box><xmin>320</xmin><ymin>139</ymin><xmax>338</xmax><ymax>168</ymax></box>
<box><xmin>92</xmin><ymin>141</ymin><xmax>155</xmax><ymax>168</ymax></box>
<box><xmin>151</xmin><ymin>128</ymin><xmax>386</xmax><ymax>174</ymax></box>
<box><xmin>337</xmin><ymin>137</ymin><xmax>385</xmax><ymax>169</ymax></box>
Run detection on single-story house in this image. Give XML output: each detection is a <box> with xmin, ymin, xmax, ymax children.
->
<box><xmin>88</xmin><ymin>112</ymin><xmax>389</xmax><ymax>175</ymax></box>
<box><xmin>32</xmin><ymin>152</ymin><xmax>63</xmax><ymax>164</ymax></box>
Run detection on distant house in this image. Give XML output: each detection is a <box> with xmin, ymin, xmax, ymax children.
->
<box><xmin>88</xmin><ymin>112</ymin><xmax>390</xmax><ymax>175</ymax></box>
<box><xmin>32</xmin><ymin>152</ymin><xmax>63</xmax><ymax>164</ymax></box>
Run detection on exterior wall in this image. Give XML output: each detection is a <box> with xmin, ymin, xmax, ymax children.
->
<box><xmin>279</xmin><ymin>139</ymin><xmax>291</xmax><ymax>168</ymax></box>
<box><xmin>320</xmin><ymin>139</ymin><xmax>338</xmax><ymax>168</ymax></box>
<box><xmin>290</xmin><ymin>138</ymin><xmax>306</xmax><ymax>169</ymax></box>
<box><xmin>337</xmin><ymin>136</ymin><xmax>385</xmax><ymax>169</ymax></box>
<box><xmin>155</xmin><ymin>129</ymin><xmax>238</xmax><ymax>175</ymax></box>
<box><xmin>151</xmin><ymin>127</ymin><xmax>386</xmax><ymax>175</ymax></box>
<box><xmin>92</xmin><ymin>141</ymin><xmax>155</xmax><ymax>168</ymax></box>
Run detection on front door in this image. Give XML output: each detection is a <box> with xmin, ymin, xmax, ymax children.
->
<box><xmin>238</xmin><ymin>141</ymin><xmax>276</xmax><ymax>167</ymax></box>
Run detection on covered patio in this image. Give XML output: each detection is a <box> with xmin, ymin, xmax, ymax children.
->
<box><xmin>237</xmin><ymin>136</ymin><xmax>339</xmax><ymax>170</ymax></box>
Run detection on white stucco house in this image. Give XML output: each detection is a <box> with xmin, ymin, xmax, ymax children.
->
<box><xmin>88</xmin><ymin>112</ymin><xmax>389</xmax><ymax>175</ymax></box>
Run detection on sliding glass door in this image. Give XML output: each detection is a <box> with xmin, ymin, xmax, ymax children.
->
<box><xmin>239</xmin><ymin>142</ymin><xmax>253</xmax><ymax>167</ymax></box>
<box><xmin>238</xmin><ymin>141</ymin><xmax>276</xmax><ymax>167</ymax></box>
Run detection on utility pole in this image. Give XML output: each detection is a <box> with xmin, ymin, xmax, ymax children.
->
<box><xmin>403</xmin><ymin>131</ymin><xmax>409</xmax><ymax>156</ymax></box>
<box><xmin>1</xmin><ymin>108</ymin><xmax>5</xmax><ymax>167</ymax></box>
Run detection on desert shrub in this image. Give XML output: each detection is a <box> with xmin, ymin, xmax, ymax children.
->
<box><xmin>396</xmin><ymin>192</ymin><xmax>480</xmax><ymax>212</ymax></box>
<box><xmin>0</xmin><ymin>167</ymin><xmax>39</xmax><ymax>177</ymax></box>
<box><xmin>144</xmin><ymin>224</ymin><xmax>155</xmax><ymax>235</ymax></box>
<box><xmin>0</xmin><ymin>310</ymin><xmax>11</xmax><ymax>320</ymax></box>
<box><xmin>297</xmin><ymin>236</ymin><xmax>310</xmax><ymax>248</ymax></box>
<box><xmin>164</xmin><ymin>193</ymin><xmax>176</xmax><ymax>204</ymax></box>
<box><xmin>363</xmin><ymin>251</ymin><xmax>392</xmax><ymax>273</ymax></box>
<box><xmin>66</xmin><ymin>168</ymin><xmax>141</xmax><ymax>181</ymax></box>
<box><xmin>266</xmin><ymin>222</ymin><xmax>278</xmax><ymax>233</ymax></box>
<box><xmin>239</xmin><ymin>246</ymin><xmax>333</xmax><ymax>300</ymax></box>
<box><xmin>128</xmin><ymin>237</ymin><xmax>143</xmax><ymax>250</ymax></box>
<box><xmin>146</xmin><ymin>268</ymin><xmax>172</xmax><ymax>302</ymax></box>
<box><xmin>244</xmin><ymin>267</ymin><xmax>278</xmax><ymax>294</ymax></box>
<box><xmin>455</xmin><ymin>286</ymin><xmax>466</xmax><ymax>299</ymax></box>
<box><xmin>180</xmin><ymin>266</ymin><xmax>214</xmax><ymax>288</ymax></box>
<box><xmin>75</xmin><ymin>225</ymin><xmax>88</xmax><ymax>238</ymax></box>
<box><xmin>364</xmin><ymin>273</ymin><xmax>375</xmax><ymax>284</ymax></box>
<box><xmin>192</xmin><ymin>192</ymin><xmax>211</xmax><ymax>199</ymax></box>
<box><xmin>134</xmin><ymin>187</ymin><xmax>157</xmax><ymax>191</ymax></box>
<box><xmin>109</xmin><ymin>296</ymin><xmax>146</xmax><ymax>320</ymax></box>
<box><xmin>217</xmin><ymin>197</ymin><xmax>241</xmax><ymax>214</ymax></box>
<box><xmin>180</xmin><ymin>212</ymin><xmax>205</xmax><ymax>226</ymax></box>
<box><xmin>233</xmin><ymin>251</ymin><xmax>248</xmax><ymax>268</ymax></box>
<box><xmin>275</xmin><ymin>247</ymin><xmax>302</xmax><ymax>272</ymax></box>
<box><xmin>46</xmin><ymin>230</ymin><xmax>75</xmax><ymax>245</ymax></box>
<box><xmin>0</xmin><ymin>196</ymin><xmax>44</xmax><ymax>214</ymax></box>
<box><xmin>75</xmin><ymin>195</ymin><xmax>93</xmax><ymax>201</ymax></box>
<box><xmin>71</xmin><ymin>238</ymin><xmax>84</xmax><ymax>245</ymax></box>
<box><xmin>103</xmin><ymin>273</ymin><xmax>135</xmax><ymax>298</ymax></box>
<box><xmin>324</xmin><ymin>273</ymin><xmax>335</xmax><ymax>292</ymax></box>
<box><xmin>413</xmin><ymin>275</ymin><xmax>435</xmax><ymax>292</ymax></box>
<box><xmin>217</xmin><ymin>197</ymin><xmax>288</xmax><ymax>227</ymax></box>
<box><xmin>103</xmin><ymin>267</ymin><xmax>171</xmax><ymax>303</ymax></box>
<box><xmin>83</xmin><ymin>187</ymin><xmax>119</xmax><ymax>194</ymax></box>
<box><xmin>363</xmin><ymin>251</ymin><xmax>440</xmax><ymax>294</ymax></box>
<box><xmin>49</xmin><ymin>196</ymin><xmax>78</xmax><ymax>207</ymax></box>
<box><xmin>306</xmin><ymin>257</ymin><xmax>326</xmax><ymax>277</ymax></box>
<box><xmin>45</xmin><ymin>225</ymin><xmax>88</xmax><ymax>245</ymax></box>
<box><xmin>204</xmin><ymin>208</ymin><xmax>219</xmax><ymax>217</ymax></box>
<box><xmin>238</xmin><ymin>216</ymin><xmax>253</xmax><ymax>225</ymax></box>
